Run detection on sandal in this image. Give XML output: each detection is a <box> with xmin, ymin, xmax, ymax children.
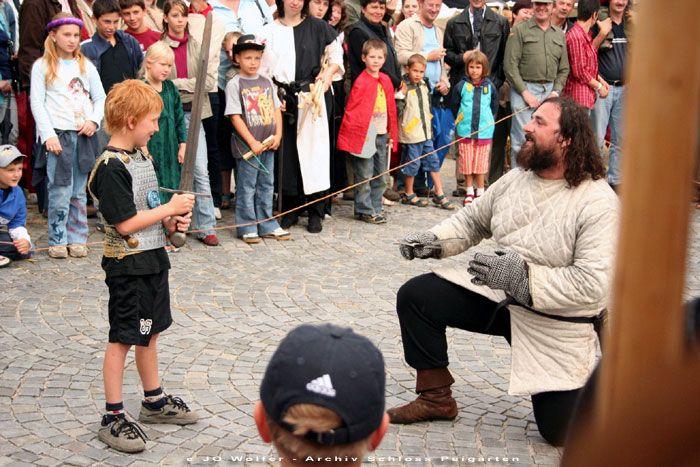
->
<box><xmin>433</xmin><ymin>194</ymin><xmax>455</xmax><ymax>210</ymax></box>
<box><xmin>401</xmin><ymin>193</ymin><xmax>428</xmax><ymax>207</ymax></box>
<box><xmin>463</xmin><ymin>194</ymin><xmax>474</xmax><ymax>206</ymax></box>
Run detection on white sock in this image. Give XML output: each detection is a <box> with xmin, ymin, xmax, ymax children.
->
<box><xmin>476</xmin><ymin>187</ymin><xmax>484</xmax><ymax>197</ymax></box>
<box><xmin>466</xmin><ymin>186</ymin><xmax>475</xmax><ymax>196</ymax></box>
<box><xmin>144</xmin><ymin>393</ymin><xmax>165</xmax><ymax>403</ymax></box>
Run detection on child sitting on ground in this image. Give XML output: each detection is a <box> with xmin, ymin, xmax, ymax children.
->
<box><xmin>337</xmin><ymin>38</ymin><xmax>398</xmax><ymax>224</ymax></box>
<box><xmin>88</xmin><ymin>80</ymin><xmax>198</xmax><ymax>454</ymax></box>
<box><xmin>450</xmin><ymin>50</ymin><xmax>499</xmax><ymax>205</ymax></box>
<box><xmin>0</xmin><ymin>146</ymin><xmax>31</xmax><ymax>268</ymax></box>
<box><xmin>224</xmin><ymin>34</ymin><xmax>287</xmax><ymax>244</ymax></box>
<box><xmin>397</xmin><ymin>54</ymin><xmax>454</xmax><ymax>210</ymax></box>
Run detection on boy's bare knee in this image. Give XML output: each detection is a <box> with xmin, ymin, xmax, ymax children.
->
<box><xmin>106</xmin><ymin>342</ymin><xmax>132</xmax><ymax>354</ymax></box>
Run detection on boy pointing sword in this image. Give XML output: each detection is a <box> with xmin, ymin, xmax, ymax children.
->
<box><xmin>89</xmin><ymin>80</ymin><xmax>199</xmax><ymax>453</ymax></box>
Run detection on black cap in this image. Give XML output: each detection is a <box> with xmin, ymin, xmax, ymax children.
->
<box><xmin>233</xmin><ymin>34</ymin><xmax>266</xmax><ymax>55</ymax></box>
<box><xmin>260</xmin><ymin>324</ymin><xmax>385</xmax><ymax>446</ymax></box>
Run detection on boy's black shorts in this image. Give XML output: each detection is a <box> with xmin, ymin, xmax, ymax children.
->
<box><xmin>106</xmin><ymin>270</ymin><xmax>172</xmax><ymax>346</ymax></box>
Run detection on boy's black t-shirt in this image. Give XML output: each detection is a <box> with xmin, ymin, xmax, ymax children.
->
<box><xmin>99</xmin><ymin>36</ymin><xmax>136</xmax><ymax>92</ymax></box>
<box><xmin>89</xmin><ymin>147</ymin><xmax>170</xmax><ymax>278</ymax></box>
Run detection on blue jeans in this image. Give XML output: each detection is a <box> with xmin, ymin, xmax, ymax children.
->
<box><xmin>401</xmin><ymin>140</ymin><xmax>439</xmax><ymax>177</ymax></box>
<box><xmin>234</xmin><ymin>150</ymin><xmax>280</xmax><ymax>237</ymax></box>
<box><xmin>184</xmin><ymin>111</ymin><xmax>216</xmax><ymax>238</ymax></box>
<box><xmin>592</xmin><ymin>85</ymin><xmax>625</xmax><ymax>186</ymax></box>
<box><xmin>353</xmin><ymin>133</ymin><xmax>388</xmax><ymax>216</ymax></box>
<box><xmin>509</xmin><ymin>81</ymin><xmax>554</xmax><ymax>167</ymax></box>
<box><xmin>46</xmin><ymin>131</ymin><xmax>88</xmax><ymax>246</ymax></box>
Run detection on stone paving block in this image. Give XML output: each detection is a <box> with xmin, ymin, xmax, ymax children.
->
<box><xmin>2</xmin><ymin>177</ymin><xmax>698</xmax><ymax>466</ymax></box>
<box><xmin>8</xmin><ymin>450</ymin><xmax>40</xmax><ymax>464</ymax></box>
<box><xmin>103</xmin><ymin>454</ymin><xmax>136</xmax><ymax>466</ymax></box>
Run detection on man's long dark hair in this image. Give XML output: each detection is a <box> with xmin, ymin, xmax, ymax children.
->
<box><xmin>546</xmin><ymin>97</ymin><xmax>607</xmax><ymax>187</ymax></box>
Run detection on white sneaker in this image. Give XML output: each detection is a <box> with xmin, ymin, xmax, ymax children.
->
<box><xmin>48</xmin><ymin>246</ymin><xmax>68</xmax><ymax>259</ymax></box>
<box><xmin>214</xmin><ymin>207</ymin><xmax>222</xmax><ymax>220</ymax></box>
<box><xmin>262</xmin><ymin>228</ymin><xmax>291</xmax><ymax>240</ymax></box>
<box><xmin>242</xmin><ymin>233</ymin><xmax>261</xmax><ymax>244</ymax></box>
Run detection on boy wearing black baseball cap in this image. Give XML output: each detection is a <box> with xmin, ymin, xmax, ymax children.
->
<box><xmin>255</xmin><ymin>324</ymin><xmax>389</xmax><ymax>466</ymax></box>
<box><xmin>224</xmin><ymin>34</ymin><xmax>288</xmax><ymax>244</ymax></box>
<box><xmin>0</xmin><ymin>145</ymin><xmax>32</xmax><ymax>267</ymax></box>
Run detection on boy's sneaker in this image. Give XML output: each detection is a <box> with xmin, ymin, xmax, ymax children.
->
<box><xmin>48</xmin><ymin>246</ymin><xmax>68</xmax><ymax>259</ymax></box>
<box><xmin>68</xmin><ymin>244</ymin><xmax>88</xmax><ymax>257</ymax></box>
<box><xmin>138</xmin><ymin>395</ymin><xmax>199</xmax><ymax>425</ymax></box>
<box><xmin>242</xmin><ymin>233</ymin><xmax>261</xmax><ymax>244</ymax></box>
<box><xmin>214</xmin><ymin>207</ymin><xmax>222</xmax><ymax>220</ymax></box>
<box><xmin>359</xmin><ymin>213</ymin><xmax>387</xmax><ymax>224</ymax></box>
<box><xmin>0</xmin><ymin>255</ymin><xmax>10</xmax><ymax>268</ymax></box>
<box><xmin>98</xmin><ymin>415</ymin><xmax>147</xmax><ymax>453</ymax></box>
<box><xmin>262</xmin><ymin>228</ymin><xmax>291</xmax><ymax>241</ymax></box>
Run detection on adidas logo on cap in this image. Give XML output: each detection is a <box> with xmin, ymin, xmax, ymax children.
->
<box><xmin>306</xmin><ymin>374</ymin><xmax>336</xmax><ymax>397</ymax></box>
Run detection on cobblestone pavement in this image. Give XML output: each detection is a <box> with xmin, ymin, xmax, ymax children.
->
<box><xmin>2</xmin><ymin>162</ymin><xmax>699</xmax><ymax>466</ymax></box>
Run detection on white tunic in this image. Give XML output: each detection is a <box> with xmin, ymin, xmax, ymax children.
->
<box><xmin>258</xmin><ymin>19</ymin><xmax>344</xmax><ymax>195</ymax></box>
<box><xmin>429</xmin><ymin>169</ymin><xmax>620</xmax><ymax>395</ymax></box>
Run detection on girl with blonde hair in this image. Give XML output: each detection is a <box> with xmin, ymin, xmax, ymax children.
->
<box><xmin>141</xmin><ymin>41</ymin><xmax>187</xmax><ymax>212</ymax></box>
<box><xmin>160</xmin><ymin>0</ymin><xmax>219</xmax><ymax>246</ymax></box>
<box><xmin>30</xmin><ymin>12</ymin><xmax>106</xmax><ymax>259</ymax></box>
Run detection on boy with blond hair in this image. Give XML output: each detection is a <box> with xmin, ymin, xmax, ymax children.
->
<box><xmin>256</xmin><ymin>323</ymin><xmax>389</xmax><ymax>466</ymax></box>
<box><xmin>88</xmin><ymin>80</ymin><xmax>198</xmax><ymax>453</ymax></box>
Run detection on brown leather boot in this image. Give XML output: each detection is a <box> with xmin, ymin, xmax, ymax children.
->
<box><xmin>387</xmin><ymin>367</ymin><xmax>458</xmax><ymax>424</ymax></box>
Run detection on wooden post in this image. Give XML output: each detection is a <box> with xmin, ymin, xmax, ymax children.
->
<box><xmin>562</xmin><ymin>1</ymin><xmax>700</xmax><ymax>464</ymax></box>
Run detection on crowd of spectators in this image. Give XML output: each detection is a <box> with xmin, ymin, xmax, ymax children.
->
<box><xmin>1</xmin><ymin>0</ymin><xmax>635</xmax><ymax>264</ymax></box>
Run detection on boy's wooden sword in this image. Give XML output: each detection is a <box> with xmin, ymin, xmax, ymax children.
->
<box><xmin>164</xmin><ymin>12</ymin><xmax>213</xmax><ymax>248</ymax></box>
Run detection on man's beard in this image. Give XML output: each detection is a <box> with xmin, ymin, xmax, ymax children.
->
<box><xmin>515</xmin><ymin>135</ymin><xmax>559</xmax><ymax>171</ymax></box>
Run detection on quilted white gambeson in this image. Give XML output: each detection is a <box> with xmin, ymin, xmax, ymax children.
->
<box><xmin>428</xmin><ymin>168</ymin><xmax>620</xmax><ymax>395</ymax></box>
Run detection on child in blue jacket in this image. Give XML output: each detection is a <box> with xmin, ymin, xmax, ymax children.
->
<box><xmin>0</xmin><ymin>145</ymin><xmax>31</xmax><ymax>267</ymax></box>
<box><xmin>450</xmin><ymin>51</ymin><xmax>499</xmax><ymax>205</ymax></box>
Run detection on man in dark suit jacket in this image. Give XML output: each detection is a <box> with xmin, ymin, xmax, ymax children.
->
<box><xmin>443</xmin><ymin>0</ymin><xmax>510</xmax><ymax>91</ymax></box>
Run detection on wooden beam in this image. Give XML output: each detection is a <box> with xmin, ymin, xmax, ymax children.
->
<box><xmin>563</xmin><ymin>0</ymin><xmax>700</xmax><ymax>464</ymax></box>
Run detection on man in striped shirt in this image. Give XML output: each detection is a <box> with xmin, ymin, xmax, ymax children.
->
<box><xmin>562</xmin><ymin>0</ymin><xmax>608</xmax><ymax>113</ymax></box>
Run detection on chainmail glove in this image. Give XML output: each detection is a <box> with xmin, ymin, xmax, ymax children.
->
<box><xmin>468</xmin><ymin>249</ymin><xmax>532</xmax><ymax>305</ymax></box>
<box><xmin>399</xmin><ymin>231</ymin><xmax>438</xmax><ymax>260</ymax></box>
